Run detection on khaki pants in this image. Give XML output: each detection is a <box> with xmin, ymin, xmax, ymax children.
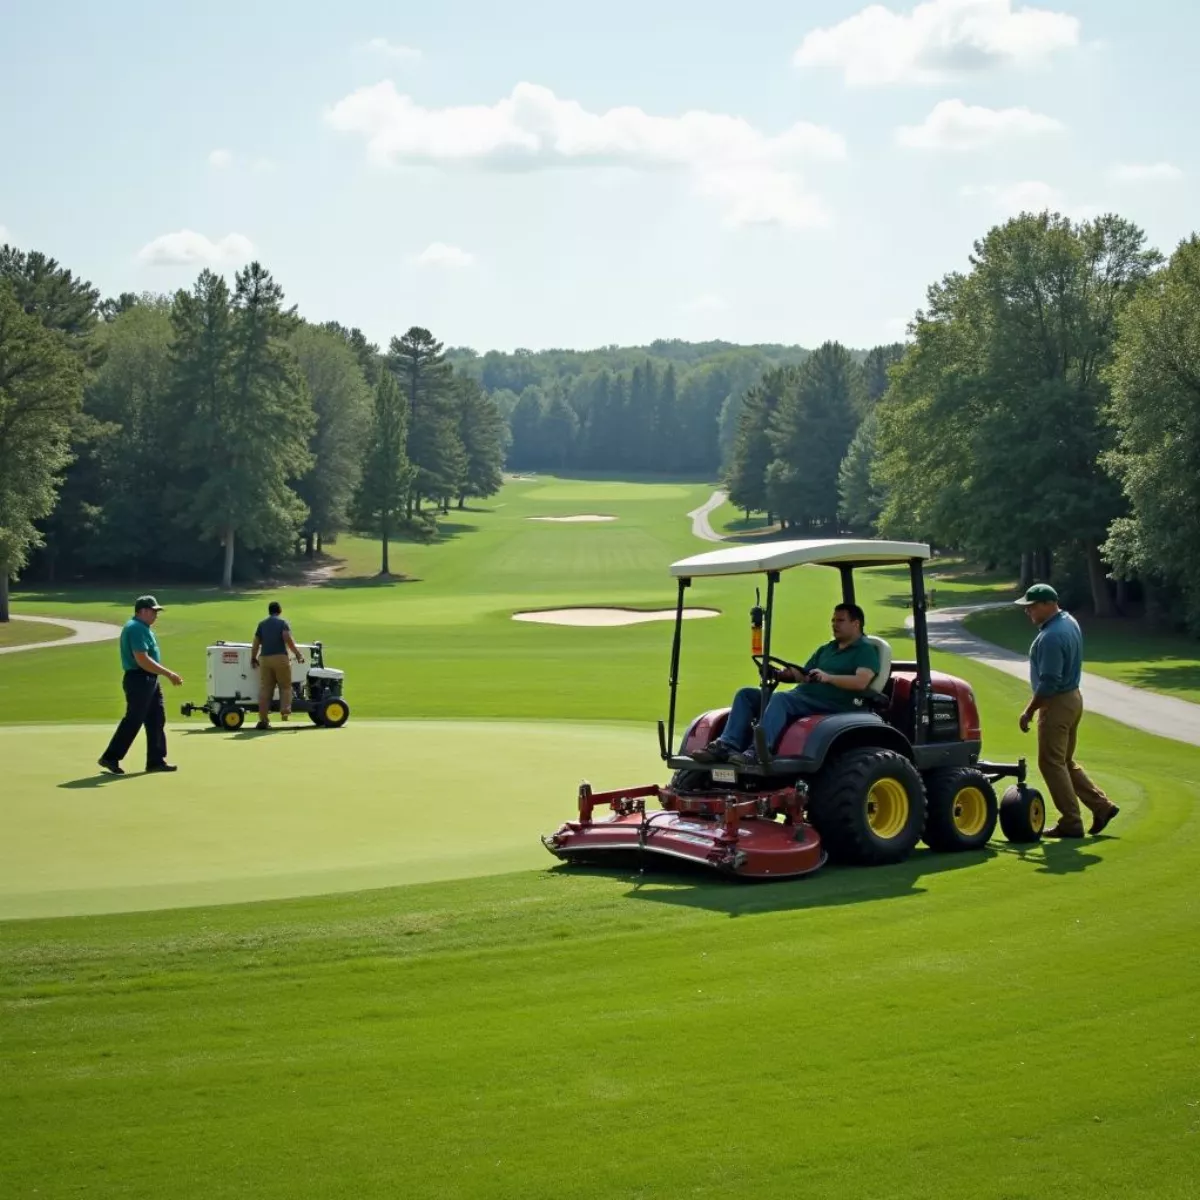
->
<box><xmin>258</xmin><ymin>654</ymin><xmax>292</xmax><ymax>713</ymax></box>
<box><xmin>1036</xmin><ymin>690</ymin><xmax>1110</xmax><ymax>832</ymax></box>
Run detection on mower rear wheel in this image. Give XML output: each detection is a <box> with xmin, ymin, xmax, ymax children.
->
<box><xmin>807</xmin><ymin>748</ymin><xmax>926</xmax><ymax>866</ymax></box>
<box><xmin>922</xmin><ymin>768</ymin><xmax>998</xmax><ymax>852</ymax></box>
<box><xmin>999</xmin><ymin>784</ymin><xmax>1046</xmax><ymax>843</ymax></box>
<box><xmin>208</xmin><ymin>711</ymin><xmax>222</xmax><ymax>728</ymax></box>
<box><xmin>308</xmin><ymin>709</ymin><xmax>323</xmax><ymax>726</ymax></box>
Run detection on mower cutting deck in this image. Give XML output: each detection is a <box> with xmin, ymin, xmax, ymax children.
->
<box><xmin>543</xmin><ymin>781</ymin><xmax>826</xmax><ymax>879</ymax></box>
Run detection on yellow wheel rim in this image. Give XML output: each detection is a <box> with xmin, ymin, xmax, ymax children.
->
<box><xmin>866</xmin><ymin>777</ymin><xmax>910</xmax><ymax>840</ymax></box>
<box><xmin>1030</xmin><ymin>795</ymin><xmax>1046</xmax><ymax>833</ymax></box>
<box><xmin>223</xmin><ymin>711</ymin><xmax>240</xmax><ymax>728</ymax></box>
<box><xmin>325</xmin><ymin>701</ymin><xmax>346</xmax><ymax>725</ymax></box>
<box><xmin>952</xmin><ymin>786</ymin><xmax>988</xmax><ymax>836</ymax></box>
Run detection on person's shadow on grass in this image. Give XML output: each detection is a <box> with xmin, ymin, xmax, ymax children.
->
<box><xmin>58</xmin><ymin>771</ymin><xmax>143</xmax><ymax>789</ymax></box>
<box><xmin>993</xmin><ymin>840</ymin><xmax>1104</xmax><ymax>874</ymax></box>
<box><xmin>179</xmin><ymin>725</ymin><xmax>324</xmax><ymax>739</ymax></box>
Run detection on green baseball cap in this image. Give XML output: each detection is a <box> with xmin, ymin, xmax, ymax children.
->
<box><xmin>133</xmin><ymin>594</ymin><xmax>164</xmax><ymax>611</ymax></box>
<box><xmin>1014</xmin><ymin>583</ymin><xmax>1058</xmax><ymax>606</ymax></box>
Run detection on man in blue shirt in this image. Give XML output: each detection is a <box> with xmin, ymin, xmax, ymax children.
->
<box><xmin>1016</xmin><ymin>583</ymin><xmax>1119</xmax><ymax>837</ymax></box>
<box><xmin>98</xmin><ymin>595</ymin><xmax>184</xmax><ymax>775</ymax></box>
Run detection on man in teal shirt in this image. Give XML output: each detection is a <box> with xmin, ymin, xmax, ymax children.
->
<box><xmin>1016</xmin><ymin>583</ymin><xmax>1119</xmax><ymax>837</ymax></box>
<box><xmin>692</xmin><ymin>603</ymin><xmax>881</xmax><ymax>765</ymax></box>
<box><xmin>98</xmin><ymin>595</ymin><xmax>184</xmax><ymax>775</ymax></box>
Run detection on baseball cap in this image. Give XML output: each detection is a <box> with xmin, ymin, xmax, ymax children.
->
<box><xmin>134</xmin><ymin>594</ymin><xmax>164</xmax><ymax>611</ymax></box>
<box><xmin>1014</xmin><ymin>583</ymin><xmax>1058</xmax><ymax>606</ymax></box>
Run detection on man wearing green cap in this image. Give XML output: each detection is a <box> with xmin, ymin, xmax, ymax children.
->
<box><xmin>97</xmin><ymin>596</ymin><xmax>184</xmax><ymax>776</ymax></box>
<box><xmin>1015</xmin><ymin>583</ymin><xmax>1119</xmax><ymax>838</ymax></box>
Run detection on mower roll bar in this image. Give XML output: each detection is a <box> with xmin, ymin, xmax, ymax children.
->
<box><xmin>659</xmin><ymin>555</ymin><xmax>940</xmax><ymax>764</ymax></box>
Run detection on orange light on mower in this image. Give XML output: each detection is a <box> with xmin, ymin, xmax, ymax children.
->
<box><xmin>750</xmin><ymin>602</ymin><xmax>764</xmax><ymax>656</ymax></box>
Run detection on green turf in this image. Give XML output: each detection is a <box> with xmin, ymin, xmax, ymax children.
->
<box><xmin>0</xmin><ymin>618</ymin><xmax>71</xmax><ymax>648</ymax></box>
<box><xmin>0</xmin><ymin>720</ymin><xmax>662</xmax><ymax>919</ymax></box>
<box><xmin>3</xmin><ymin>480</ymin><xmax>1199</xmax><ymax>1198</ymax></box>
<box><xmin>966</xmin><ymin>607</ymin><xmax>1200</xmax><ymax>703</ymax></box>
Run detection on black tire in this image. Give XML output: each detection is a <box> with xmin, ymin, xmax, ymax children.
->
<box><xmin>922</xmin><ymin>768</ymin><xmax>998</xmax><ymax>852</ymax></box>
<box><xmin>670</xmin><ymin>768</ymin><xmax>713</xmax><ymax>793</ymax></box>
<box><xmin>316</xmin><ymin>697</ymin><xmax>350</xmax><ymax>729</ymax></box>
<box><xmin>217</xmin><ymin>705</ymin><xmax>245</xmax><ymax>731</ymax></box>
<box><xmin>208</xmin><ymin>711</ymin><xmax>222</xmax><ymax>728</ymax></box>
<box><xmin>807</xmin><ymin>748</ymin><xmax>926</xmax><ymax>866</ymax></box>
<box><xmin>999</xmin><ymin>785</ymin><xmax>1046</xmax><ymax>843</ymax></box>
<box><xmin>308</xmin><ymin>709</ymin><xmax>323</xmax><ymax>726</ymax></box>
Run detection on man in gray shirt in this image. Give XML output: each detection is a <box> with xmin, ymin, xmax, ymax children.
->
<box><xmin>1016</xmin><ymin>584</ymin><xmax>1119</xmax><ymax>838</ymax></box>
<box><xmin>250</xmin><ymin>600</ymin><xmax>304</xmax><ymax>730</ymax></box>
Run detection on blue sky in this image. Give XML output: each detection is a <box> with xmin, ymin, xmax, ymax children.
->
<box><xmin>1</xmin><ymin>0</ymin><xmax>1195</xmax><ymax>352</ymax></box>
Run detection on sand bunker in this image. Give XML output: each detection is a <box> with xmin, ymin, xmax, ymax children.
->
<box><xmin>513</xmin><ymin>607</ymin><xmax>721</xmax><ymax>626</ymax></box>
<box><xmin>527</xmin><ymin>514</ymin><xmax>617</xmax><ymax>523</ymax></box>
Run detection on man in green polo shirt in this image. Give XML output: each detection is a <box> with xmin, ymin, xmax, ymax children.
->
<box><xmin>97</xmin><ymin>595</ymin><xmax>184</xmax><ymax>776</ymax></box>
<box><xmin>692</xmin><ymin>603</ymin><xmax>881</xmax><ymax>765</ymax></box>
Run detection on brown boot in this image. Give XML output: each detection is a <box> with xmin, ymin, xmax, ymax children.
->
<box><xmin>1089</xmin><ymin>805</ymin><xmax>1120</xmax><ymax>836</ymax></box>
<box><xmin>1044</xmin><ymin>822</ymin><xmax>1085</xmax><ymax>839</ymax></box>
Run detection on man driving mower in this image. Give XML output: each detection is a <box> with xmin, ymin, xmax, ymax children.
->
<box><xmin>691</xmin><ymin>603</ymin><xmax>880</xmax><ymax>766</ymax></box>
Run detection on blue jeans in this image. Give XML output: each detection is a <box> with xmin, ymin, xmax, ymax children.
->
<box><xmin>718</xmin><ymin>686</ymin><xmax>841</xmax><ymax>754</ymax></box>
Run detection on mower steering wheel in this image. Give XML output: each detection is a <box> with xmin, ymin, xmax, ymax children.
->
<box><xmin>752</xmin><ymin>654</ymin><xmax>808</xmax><ymax>683</ymax></box>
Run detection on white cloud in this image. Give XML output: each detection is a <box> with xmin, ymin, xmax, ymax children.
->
<box><xmin>414</xmin><ymin>242</ymin><xmax>474</xmax><ymax>268</ymax></box>
<box><xmin>252</xmin><ymin>158</ymin><xmax>277</xmax><ymax>173</ymax></box>
<box><xmin>326</xmin><ymin>80</ymin><xmax>846</xmax><ymax>229</ymax></box>
<box><xmin>896</xmin><ymin>98</ymin><xmax>1063</xmax><ymax>150</ymax></box>
<box><xmin>0</xmin><ymin>223</ymin><xmax>10</xmax><ymax>245</ymax></box>
<box><xmin>1108</xmin><ymin>161</ymin><xmax>1183</xmax><ymax>183</ymax></box>
<box><xmin>960</xmin><ymin>179</ymin><xmax>1097</xmax><ymax>220</ymax></box>
<box><xmin>136</xmin><ymin>230</ymin><xmax>255</xmax><ymax>267</ymax></box>
<box><xmin>683</xmin><ymin>293</ymin><xmax>728</xmax><ymax>314</ymax></box>
<box><xmin>795</xmin><ymin>0</ymin><xmax>1081</xmax><ymax>86</ymax></box>
<box><xmin>366</xmin><ymin>38</ymin><xmax>421</xmax><ymax>61</ymax></box>
<box><xmin>208</xmin><ymin>148</ymin><xmax>233</xmax><ymax>169</ymax></box>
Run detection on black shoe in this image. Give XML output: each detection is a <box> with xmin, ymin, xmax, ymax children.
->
<box><xmin>691</xmin><ymin>741</ymin><xmax>732</xmax><ymax>764</ymax></box>
<box><xmin>1089</xmin><ymin>805</ymin><xmax>1120</xmax><ymax>836</ymax></box>
<box><xmin>97</xmin><ymin>757</ymin><xmax>125</xmax><ymax>776</ymax></box>
<box><xmin>145</xmin><ymin>763</ymin><xmax>178</xmax><ymax>773</ymax></box>
<box><xmin>729</xmin><ymin>749</ymin><xmax>759</xmax><ymax>767</ymax></box>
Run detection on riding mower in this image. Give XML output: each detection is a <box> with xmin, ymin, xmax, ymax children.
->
<box><xmin>542</xmin><ymin>539</ymin><xmax>1045</xmax><ymax>879</ymax></box>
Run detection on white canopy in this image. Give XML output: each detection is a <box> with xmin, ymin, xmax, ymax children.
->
<box><xmin>669</xmin><ymin>538</ymin><xmax>931</xmax><ymax>579</ymax></box>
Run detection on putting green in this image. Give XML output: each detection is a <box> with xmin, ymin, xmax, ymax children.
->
<box><xmin>1</xmin><ymin>719</ymin><xmax>663</xmax><ymax>919</ymax></box>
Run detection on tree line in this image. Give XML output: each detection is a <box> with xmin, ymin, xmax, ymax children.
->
<box><xmin>0</xmin><ymin>247</ymin><xmax>506</xmax><ymax>615</ymax></box>
<box><xmin>723</xmin><ymin>213</ymin><xmax>1200</xmax><ymax>636</ymax></box>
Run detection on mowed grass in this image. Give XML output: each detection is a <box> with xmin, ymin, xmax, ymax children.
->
<box><xmin>0</xmin><ymin>618</ymin><xmax>71</xmax><ymax>649</ymax></box>
<box><xmin>967</xmin><ymin>607</ymin><xmax>1200</xmax><ymax>704</ymax></box>
<box><xmin>2</xmin><ymin>478</ymin><xmax>1199</xmax><ymax>1198</ymax></box>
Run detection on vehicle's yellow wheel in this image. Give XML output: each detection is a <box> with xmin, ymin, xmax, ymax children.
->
<box><xmin>866</xmin><ymin>777</ymin><xmax>910</xmax><ymax>840</ymax></box>
<box><xmin>318</xmin><ymin>698</ymin><xmax>350</xmax><ymax>729</ymax></box>
<box><xmin>218</xmin><ymin>706</ymin><xmax>245</xmax><ymax>731</ymax></box>
<box><xmin>1000</xmin><ymin>785</ymin><xmax>1046</xmax><ymax>844</ymax></box>
<box><xmin>922</xmin><ymin>769</ymin><xmax>997</xmax><ymax>851</ymax></box>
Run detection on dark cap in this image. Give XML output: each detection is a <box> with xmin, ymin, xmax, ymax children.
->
<box><xmin>134</xmin><ymin>594</ymin><xmax>164</xmax><ymax>612</ymax></box>
<box><xmin>1014</xmin><ymin>583</ymin><xmax>1058</xmax><ymax>606</ymax></box>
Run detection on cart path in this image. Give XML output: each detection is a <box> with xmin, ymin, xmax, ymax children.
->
<box><xmin>0</xmin><ymin>614</ymin><xmax>122</xmax><ymax>655</ymax></box>
<box><xmin>688</xmin><ymin>489</ymin><xmax>728</xmax><ymax>542</ymax></box>
<box><xmin>907</xmin><ymin>602</ymin><xmax>1200</xmax><ymax>747</ymax></box>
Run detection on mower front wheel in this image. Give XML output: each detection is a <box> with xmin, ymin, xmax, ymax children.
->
<box><xmin>999</xmin><ymin>784</ymin><xmax>1046</xmax><ymax>843</ymax></box>
<box><xmin>922</xmin><ymin>767</ymin><xmax>998</xmax><ymax>852</ymax></box>
<box><xmin>807</xmin><ymin>748</ymin><xmax>926</xmax><ymax>866</ymax></box>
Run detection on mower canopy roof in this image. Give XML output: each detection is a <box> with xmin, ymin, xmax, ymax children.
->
<box><xmin>669</xmin><ymin>538</ymin><xmax>931</xmax><ymax>579</ymax></box>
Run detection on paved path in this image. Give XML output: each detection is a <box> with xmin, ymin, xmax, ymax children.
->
<box><xmin>0</xmin><ymin>614</ymin><xmax>122</xmax><ymax>656</ymax></box>
<box><xmin>687</xmin><ymin>489</ymin><xmax>728</xmax><ymax>542</ymax></box>
<box><xmin>909</xmin><ymin>603</ymin><xmax>1200</xmax><ymax>747</ymax></box>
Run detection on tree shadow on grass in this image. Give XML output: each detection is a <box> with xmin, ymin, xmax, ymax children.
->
<box><xmin>316</xmin><ymin>574</ymin><xmax>424</xmax><ymax>590</ymax></box>
<box><xmin>1126</xmin><ymin>664</ymin><xmax>1200</xmax><ymax>695</ymax></box>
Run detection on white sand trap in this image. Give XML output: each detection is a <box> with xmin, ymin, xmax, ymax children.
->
<box><xmin>513</xmin><ymin>607</ymin><xmax>721</xmax><ymax>626</ymax></box>
<box><xmin>527</xmin><ymin>514</ymin><xmax>617</xmax><ymax>523</ymax></box>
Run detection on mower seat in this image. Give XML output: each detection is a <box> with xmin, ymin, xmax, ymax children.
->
<box><xmin>857</xmin><ymin>635</ymin><xmax>893</xmax><ymax>710</ymax></box>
